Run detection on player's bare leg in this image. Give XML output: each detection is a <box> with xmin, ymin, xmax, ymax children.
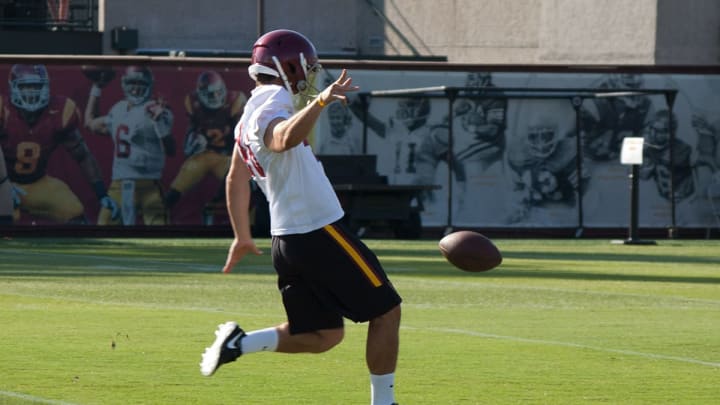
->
<box><xmin>274</xmin><ymin>323</ymin><xmax>344</xmax><ymax>353</ymax></box>
<box><xmin>367</xmin><ymin>304</ymin><xmax>401</xmax><ymax>405</ymax></box>
<box><xmin>366</xmin><ymin>304</ymin><xmax>400</xmax><ymax>373</ymax></box>
<box><xmin>200</xmin><ymin>322</ymin><xmax>343</xmax><ymax>376</ymax></box>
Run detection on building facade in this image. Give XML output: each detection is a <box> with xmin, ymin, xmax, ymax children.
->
<box><xmin>98</xmin><ymin>0</ymin><xmax>720</xmax><ymax>65</ymax></box>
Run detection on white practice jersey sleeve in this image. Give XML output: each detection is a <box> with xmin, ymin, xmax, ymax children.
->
<box><xmin>235</xmin><ymin>85</ymin><xmax>344</xmax><ymax>235</ymax></box>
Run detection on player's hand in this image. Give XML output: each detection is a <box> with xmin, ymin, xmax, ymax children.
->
<box><xmin>146</xmin><ymin>98</ymin><xmax>168</xmax><ymax>121</ymax></box>
<box><xmin>692</xmin><ymin>113</ymin><xmax>716</xmax><ymax>137</ymax></box>
<box><xmin>317</xmin><ymin>69</ymin><xmax>360</xmax><ymax>107</ymax></box>
<box><xmin>11</xmin><ymin>184</ymin><xmax>26</xmax><ymax>208</ymax></box>
<box><xmin>222</xmin><ymin>237</ymin><xmax>263</xmax><ymax>274</ymax></box>
<box><xmin>183</xmin><ymin>132</ymin><xmax>208</xmax><ymax>157</ymax></box>
<box><xmin>99</xmin><ymin>195</ymin><xmax>121</xmax><ymax>220</ymax></box>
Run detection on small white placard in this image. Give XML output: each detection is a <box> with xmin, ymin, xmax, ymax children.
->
<box><xmin>620</xmin><ymin>137</ymin><xmax>644</xmax><ymax>165</ymax></box>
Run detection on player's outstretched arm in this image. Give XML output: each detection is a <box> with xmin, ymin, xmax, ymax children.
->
<box><xmin>223</xmin><ymin>146</ymin><xmax>262</xmax><ymax>273</ymax></box>
<box><xmin>84</xmin><ymin>85</ymin><xmax>109</xmax><ymax>135</ymax></box>
<box><xmin>265</xmin><ymin>69</ymin><xmax>360</xmax><ymax>152</ymax></box>
<box><xmin>64</xmin><ymin>129</ymin><xmax>120</xmax><ymax>220</ymax></box>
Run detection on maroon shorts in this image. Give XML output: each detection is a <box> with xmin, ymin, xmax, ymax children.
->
<box><xmin>271</xmin><ymin>220</ymin><xmax>402</xmax><ymax>334</ymax></box>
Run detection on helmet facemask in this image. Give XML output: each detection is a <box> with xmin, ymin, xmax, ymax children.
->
<box><xmin>395</xmin><ymin>98</ymin><xmax>430</xmax><ymax>131</ymax></box>
<box><xmin>527</xmin><ymin>124</ymin><xmax>559</xmax><ymax>159</ymax></box>
<box><xmin>122</xmin><ymin>67</ymin><xmax>153</xmax><ymax>106</ymax></box>
<box><xmin>271</xmin><ymin>53</ymin><xmax>322</xmax><ymax>108</ymax></box>
<box><xmin>9</xmin><ymin>65</ymin><xmax>50</xmax><ymax>112</ymax></box>
<box><xmin>198</xmin><ymin>74</ymin><xmax>227</xmax><ymax>110</ymax></box>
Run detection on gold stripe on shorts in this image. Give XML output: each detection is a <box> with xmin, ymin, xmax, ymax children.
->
<box><xmin>323</xmin><ymin>224</ymin><xmax>382</xmax><ymax>287</ymax></box>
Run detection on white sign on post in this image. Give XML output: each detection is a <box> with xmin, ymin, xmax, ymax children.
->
<box><xmin>620</xmin><ymin>137</ymin><xmax>644</xmax><ymax>165</ymax></box>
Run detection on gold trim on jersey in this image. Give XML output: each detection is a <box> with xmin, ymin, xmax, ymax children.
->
<box><xmin>323</xmin><ymin>224</ymin><xmax>382</xmax><ymax>287</ymax></box>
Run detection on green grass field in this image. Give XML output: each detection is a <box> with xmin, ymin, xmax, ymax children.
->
<box><xmin>1</xmin><ymin>237</ymin><xmax>718</xmax><ymax>405</ymax></box>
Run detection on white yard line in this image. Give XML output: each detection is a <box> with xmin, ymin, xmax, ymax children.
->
<box><xmin>0</xmin><ymin>390</ymin><xmax>79</xmax><ymax>405</ymax></box>
<box><xmin>399</xmin><ymin>276</ymin><xmax>720</xmax><ymax>306</ymax></box>
<box><xmin>4</xmin><ymin>249</ymin><xmax>719</xmax><ymax>370</ymax></box>
<box><xmin>404</xmin><ymin>326</ymin><xmax>720</xmax><ymax>369</ymax></box>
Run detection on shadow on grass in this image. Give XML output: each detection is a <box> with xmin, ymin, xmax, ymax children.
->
<box><xmin>370</xmin><ymin>247</ymin><xmax>720</xmax><ymax>266</ymax></box>
<box><xmin>1</xmin><ymin>238</ymin><xmax>718</xmax><ymax>285</ymax></box>
<box><xmin>475</xmin><ymin>268</ymin><xmax>720</xmax><ymax>285</ymax></box>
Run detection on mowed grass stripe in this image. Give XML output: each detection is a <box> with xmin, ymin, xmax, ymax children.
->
<box><xmin>1</xmin><ymin>237</ymin><xmax>719</xmax><ymax>404</ymax></box>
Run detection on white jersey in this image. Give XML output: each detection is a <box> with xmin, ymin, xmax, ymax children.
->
<box><xmin>235</xmin><ymin>84</ymin><xmax>344</xmax><ymax>236</ymax></box>
<box><xmin>105</xmin><ymin>99</ymin><xmax>174</xmax><ymax>180</ymax></box>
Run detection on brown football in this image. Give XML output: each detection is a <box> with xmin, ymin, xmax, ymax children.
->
<box><xmin>438</xmin><ymin>231</ymin><xmax>502</xmax><ymax>272</ymax></box>
<box><xmin>81</xmin><ymin>65</ymin><xmax>116</xmax><ymax>88</ymax></box>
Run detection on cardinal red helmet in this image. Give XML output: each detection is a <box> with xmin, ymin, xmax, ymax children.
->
<box><xmin>9</xmin><ymin>64</ymin><xmax>50</xmax><ymax>112</ymax></box>
<box><xmin>196</xmin><ymin>70</ymin><xmax>227</xmax><ymax>109</ymax></box>
<box><xmin>248</xmin><ymin>29</ymin><xmax>320</xmax><ymax>95</ymax></box>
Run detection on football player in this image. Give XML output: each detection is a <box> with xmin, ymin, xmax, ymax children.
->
<box><xmin>85</xmin><ymin>65</ymin><xmax>175</xmax><ymax>226</ymax></box>
<box><xmin>453</xmin><ymin>72</ymin><xmax>507</xmax><ymax>170</ymax></box>
<box><xmin>639</xmin><ymin>110</ymin><xmax>695</xmax><ymax>201</ymax></box>
<box><xmin>361</xmin><ymin>97</ymin><xmax>433</xmax><ymax>184</ymax></box>
<box><xmin>316</xmin><ymin>101</ymin><xmax>360</xmax><ymax>155</ymax></box>
<box><xmin>580</xmin><ymin>73</ymin><xmax>652</xmax><ymax>161</ymax></box>
<box><xmin>692</xmin><ymin>112</ymin><xmax>720</xmax><ymax>224</ymax></box>
<box><xmin>0</xmin><ymin>64</ymin><xmax>118</xmax><ymax>224</ymax></box>
<box><xmin>164</xmin><ymin>70</ymin><xmax>246</xmax><ymax>223</ymax></box>
<box><xmin>506</xmin><ymin>115</ymin><xmax>590</xmax><ymax>223</ymax></box>
<box><xmin>356</xmin><ymin>95</ymin><xmax>466</xmax><ymax>208</ymax></box>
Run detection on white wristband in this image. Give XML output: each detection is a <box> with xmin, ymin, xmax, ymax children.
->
<box><xmin>90</xmin><ymin>85</ymin><xmax>102</xmax><ymax>98</ymax></box>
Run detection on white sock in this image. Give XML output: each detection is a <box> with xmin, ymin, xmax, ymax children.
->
<box><xmin>240</xmin><ymin>327</ymin><xmax>279</xmax><ymax>354</ymax></box>
<box><xmin>370</xmin><ymin>372</ymin><xmax>396</xmax><ymax>405</ymax></box>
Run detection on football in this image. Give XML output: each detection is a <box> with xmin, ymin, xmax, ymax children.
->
<box><xmin>438</xmin><ymin>230</ymin><xmax>502</xmax><ymax>272</ymax></box>
<box><xmin>81</xmin><ymin>65</ymin><xmax>116</xmax><ymax>88</ymax></box>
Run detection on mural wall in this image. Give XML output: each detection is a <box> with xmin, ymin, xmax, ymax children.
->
<box><xmin>1</xmin><ymin>60</ymin><xmax>718</xmax><ymax>231</ymax></box>
<box><xmin>314</xmin><ymin>70</ymin><xmax>720</xmax><ymax>230</ymax></box>
<box><xmin>0</xmin><ymin>62</ymin><xmax>254</xmax><ymax>226</ymax></box>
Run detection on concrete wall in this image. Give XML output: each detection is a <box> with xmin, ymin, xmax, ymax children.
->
<box><xmin>101</xmin><ymin>0</ymin><xmax>719</xmax><ymax>65</ymax></box>
<box><xmin>655</xmin><ymin>0</ymin><xmax>720</xmax><ymax>64</ymax></box>
<box><xmin>102</xmin><ymin>0</ymin><xmax>382</xmax><ymax>56</ymax></box>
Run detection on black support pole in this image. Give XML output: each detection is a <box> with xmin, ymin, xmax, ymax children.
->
<box><xmin>665</xmin><ymin>90</ymin><xmax>678</xmax><ymax>239</ymax></box>
<box><xmin>571</xmin><ymin>96</ymin><xmax>585</xmax><ymax>238</ymax></box>
<box><xmin>444</xmin><ymin>89</ymin><xmax>457</xmax><ymax>235</ymax></box>
<box><xmin>615</xmin><ymin>163</ymin><xmax>656</xmax><ymax>245</ymax></box>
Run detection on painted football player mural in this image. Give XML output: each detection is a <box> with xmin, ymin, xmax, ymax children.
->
<box><xmin>506</xmin><ymin>112</ymin><xmax>590</xmax><ymax>224</ymax></box>
<box><xmin>164</xmin><ymin>70</ymin><xmax>246</xmax><ymax>224</ymax></box>
<box><xmin>691</xmin><ymin>112</ymin><xmax>720</xmax><ymax>225</ymax></box>
<box><xmin>453</xmin><ymin>72</ymin><xmax>507</xmax><ymax>171</ymax></box>
<box><xmin>85</xmin><ymin>65</ymin><xmax>175</xmax><ymax>226</ymax></box>
<box><xmin>580</xmin><ymin>74</ymin><xmax>653</xmax><ymax>161</ymax></box>
<box><xmin>316</xmin><ymin>101</ymin><xmax>360</xmax><ymax>155</ymax></box>
<box><xmin>639</xmin><ymin>109</ymin><xmax>695</xmax><ymax>202</ymax></box>
<box><xmin>0</xmin><ymin>64</ymin><xmax>118</xmax><ymax>224</ymax></box>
